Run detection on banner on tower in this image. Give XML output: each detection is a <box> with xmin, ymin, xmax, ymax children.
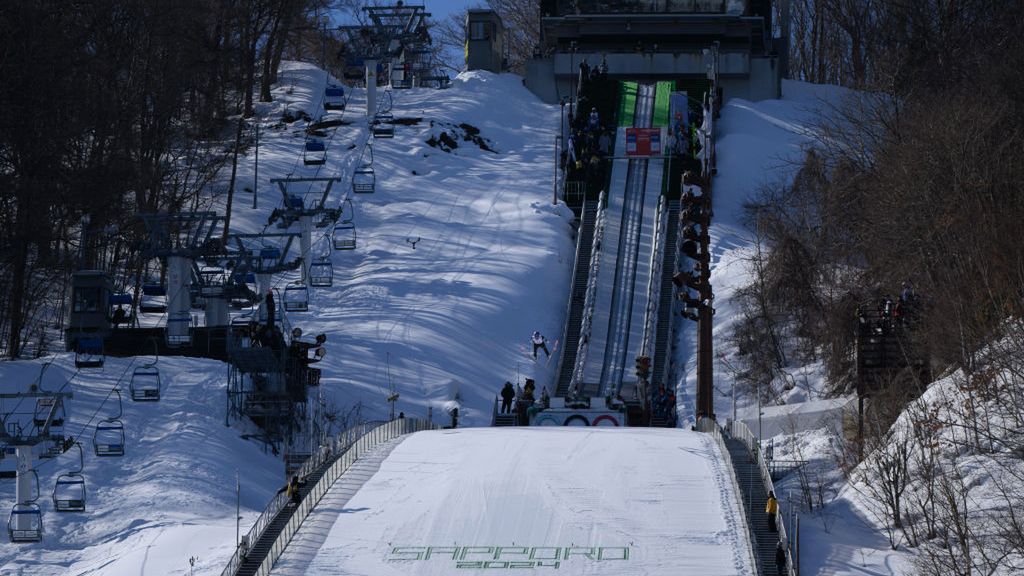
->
<box><xmin>624</xmin><ymin>128</ymin><xmax>662</xmax><ymax>157</ymax></box>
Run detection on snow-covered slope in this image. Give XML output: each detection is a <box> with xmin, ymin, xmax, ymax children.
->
<box><xmin>0</xmin><ymin>356</ymin><xmax>282</xmax><ymax>575</ymax></box>
<box><xmin>221</xmin><ymin>62</ymin><xmax>573</xmax><ymax>426</ymax></box>
<box><xmin>1</xmin><ymin>63</ymin><xmax>572</xmax><ymax>575</ymax></box>
<box><xmin>272</xmin><ymin>428</ymin><xmax>754</xmax><ymax>576</ymax></box>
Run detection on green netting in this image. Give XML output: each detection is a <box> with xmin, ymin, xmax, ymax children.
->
<box><xmin>653</xmin><ymin>81</ymin><xmax>673</xmax><ymax>127</ymax></box>
<box><xmin>618</xmin><ymin>81</ymin><xmax>637</xmax><ymax>127</ymax></box>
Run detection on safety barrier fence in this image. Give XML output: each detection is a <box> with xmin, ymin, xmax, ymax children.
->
<box><xmin>726</xmin><ymin>419</ymin><xmax>797</xmax><ymax>576</ymax></box>
<box><xmin>568</xmin><ymin>191</ymin><xmax>608</xmax><ymax>397</ymax></box>
<box><xmin>220</xmin><ymin>418</ymin><xmax>440</xmax><ymax>576</ymax></box>
<box><xmin>696</xmin><ymin>417</ymin><xmax>760</xmax><ymax>574</ymax></box>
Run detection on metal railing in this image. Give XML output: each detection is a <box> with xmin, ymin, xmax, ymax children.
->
<box><xmin>727</xmin><ymin>419</ymin><xmax>797</xmax><ymax>576</ymax></box>
<box><xmin>220</xmin><ymin>418</ymin><xmax>440</xmax><ymax>576</ymax></box>
<box><xmin>568</xmin><ymin>191</ymin><xmax>608</xmax><ymax>397</ymax></box>
<box><xmin>640</xmin><ymin>196</ymin><xmax>668</xmax><ymax>360</ymax></box>
<box><xmin>696</xmin><ymin>417</ymin><xmax>760</xmax><ymax>574</ymax></box>
<box><xmin>563</xmin><ymin>181</ymin><xmax>587</xmax><ymax>207</ymax></box>
<box><xmin>553</xmin><ymin>198</ymin><xmax>595</xmax><ymax>389</ymax></box>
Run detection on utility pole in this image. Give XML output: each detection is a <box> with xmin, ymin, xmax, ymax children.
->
<box><xmin>235</xmin><ymin>471</ymin><xmax>240</xmax><ymax>550</ymax></box>
<box><xmin>553</xmin><ymin>135</ymin><xmax>560</xmax><ymax>205</ymax></box>
<box><xmin>253</xmin><ymin>121</ymin><xmax>259</xmax><ymax>209</ymax></box>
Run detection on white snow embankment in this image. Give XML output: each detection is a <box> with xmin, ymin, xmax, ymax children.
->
<box><xmin>272</xmin><ymin>427</ymin><xmax>754</xmax><ymax>576</ymax></box>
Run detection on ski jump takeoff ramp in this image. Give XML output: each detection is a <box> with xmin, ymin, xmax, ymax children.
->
<box><xmin>271</xmin><ymin>428</ymin><xmax>755</xmax><ymax>575</ymax></box>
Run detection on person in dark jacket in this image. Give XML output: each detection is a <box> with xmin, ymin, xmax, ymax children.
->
<box><xmin>285</xmin><ymin>474</ymin><xmax>305</xmax><ymax>506</ymax></box>
<box><xmin>775</xmin><ymin>541</ymin><xmax>788</xmax><ymax>575</ymax></box>
<box><xmin>500</xmin><ymin>382</ymin><xmax>515</xmax><ymax>414</ymax></box>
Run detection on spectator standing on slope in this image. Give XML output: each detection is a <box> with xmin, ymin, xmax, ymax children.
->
<box><xmin>500</xmin><ymin>382</ymin><xmax>515</xmax><ymax>414</ymax></box>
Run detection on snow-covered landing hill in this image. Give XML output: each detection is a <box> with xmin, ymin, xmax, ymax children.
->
<box><xmin>273</xmin><ymin>428</ymin><xmax>755</xmax><ymax>576</ymax></box>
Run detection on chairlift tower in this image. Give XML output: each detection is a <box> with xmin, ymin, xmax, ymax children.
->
<box><xmin>265</xmin><ymin>177</ymin><xmax>342</xmax><ymax>289</ymax></box>
<box><xmin>338</xmin><ymin>3</ymin><xmax>431</xmax><ymax>115</ymax></box>
<box><xmin>137</xmin><ymin>212</ymin><xmax>226</xmax><ymax>343</ymax></box>
<box><xmin>227</xmin><ymin>232</ymin><xmax>303</xmax><ymax>310</ymax></box>
<box><xmin>1</xmin><ymin>388</ymin><xmax>72</xmax><ymax>542</ymax></box>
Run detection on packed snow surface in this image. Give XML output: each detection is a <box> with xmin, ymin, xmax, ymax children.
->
<box><xmin>272</xmin><ymin>427</ymin><xmax>754</xmax><ymax>576</ymax></box>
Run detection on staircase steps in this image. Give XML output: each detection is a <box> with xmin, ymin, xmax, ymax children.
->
<box><xmin>493</xmin><ymin>414</ymin><xmax>518</xmax><ymax>427</ymax></box>
<box><xmin>234</xmin><ymin>450</ymin><xmax>336</xmax><ymax>576</ymax></box>
<box><xmin>725</xmin><ymin>436</ymin><xmax>783</xmax><ymax>576</ymax></box>
<box><xmin>651</xmin><ymin>201</ymin><xmax>680</xmax><ymax>394</ymax></box>
<box><xmin>556</xmin><ymin>200</ymin><xmax>599</xmax><ymax>398</ymax></box>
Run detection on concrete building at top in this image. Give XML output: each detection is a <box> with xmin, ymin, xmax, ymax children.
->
<box><xmin>466</xmin><ymin>9</ymin><xmax>506</xmax><ymax>73</ymax></box>
<box><xmin>526</xmin><ymin>0</ymin><xmax>784</xmax><ymax>103</ymax></box>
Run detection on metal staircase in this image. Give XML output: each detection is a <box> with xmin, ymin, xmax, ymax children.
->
<box><xmin>651</xmin><ymin>200</ymin><xmax>680</xmax><ymax>394</ymax></box>
<box><xmin>724</xmin><ymin>436</ymin><xmax>785</xmax><ymax>575</ymax></box>
<box><xmin>555</xmin><ymin>200</ymin><xmax>599</xmax><ymax>398</ymax></box>
<box><xmin>235</xmin><ymin>451</ymin><xmax>336</xmax><ymax>576</ymax></box>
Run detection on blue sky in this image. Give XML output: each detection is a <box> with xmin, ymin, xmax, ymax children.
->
<box><xmin>423</xmin><ymin>0</ymin><xmax>487</xmax><ymax>24</ymax></box>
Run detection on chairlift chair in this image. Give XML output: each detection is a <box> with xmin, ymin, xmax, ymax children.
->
<box><xmin>303</xmin><ymin>139</ymin><xmax>327</xmax><ymax>166</ymax></box>
<box><xmin>165</xmin><ymin>311</ymin><xmax>193</xmax><ymax>346</ymax></box>
<box><xmin>352</xmin><ymin>164</ymin><xmax>376</xmax><ymax>194</ymax></box>
<box><xmin>129</xmin><ymin>366</ymin><xmax>161</xmax><ymax>402</ymax></box>
<box><xmin>93</xmin><ymin>388</ymin><xmax>125</xmax><ymax>456</ymax></box>
<box><xmin>74</xmin><ymin>337</ymin><xmax>105</xmax><ymax>369</ymax></box>
<box><xmin>324</xmin><ymin>85</ymin><xmax>346</xmax><ymax>110</ymax></box>
<box><xmin>8</xmin><ymin>503</ymin><xmax>42</xmax><ymax>542</ymax></box>
<box><xmin>139</xmin><ymin>283</ymin><xmax>167</xmax><ymax>313</ymax></box>
<box><xmin>52</xmin><ymin>475</ymin><xmax>86</xmax><ymax>512</ymax></box>
<box><xmin>259</xmin><ymin>247</ymin><xmax>282</xmax><ymax>271</ymax></box>
<box><xmin>372</xmin><ymin>113</ymin><xmax>394</xmax><ymax>138</ymax></box>
<box><xmin>283</xmin><ymin>282</ymin><xmax>309</xmax><ymax>312</ymax></box>
<box><xmin>309</xmin><ymin>257</ymin><xmax>333</xmax><ymax>287</ymax></box>
<box><xmin>332</xmin><ymin>222</ymin><xmax>356</xmax><ymax>251</ymax></box>
<box><xmin>33</xmin><ymin>397</ymin><xmax>64</xmax><ymax>430</ymax></box>
<box><xmin>53</xmin><ymin>443</ymin><xmax>86</xmax><ymax>512</ymax></box>
<box><xmin>93</xmin><ymin>419</ymin><xmax>125</xmax><ymax>457</ymax></box>
<box><xmin>390</xmin><ymin>68</ymin><xmax>412</xmax><ymax>89</ymax></box>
